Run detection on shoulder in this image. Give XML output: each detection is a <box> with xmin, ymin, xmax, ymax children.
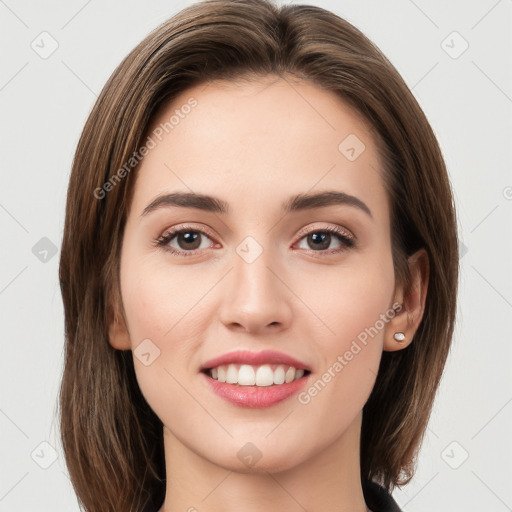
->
<box><xmin>363</xmin><ymin>479</ymin><xmax>403</xmax><ymax>512</ymax></box>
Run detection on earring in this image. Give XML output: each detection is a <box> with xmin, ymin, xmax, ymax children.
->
<box><xmin>393</xmin><ymin>332</ymin><xmax>406</xmax><ymax>342</ymax></box>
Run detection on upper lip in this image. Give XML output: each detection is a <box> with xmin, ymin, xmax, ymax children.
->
<box><xmin>201</xmin><ymin>349</ymin><xmax>311</xmax><ymax>372</ymax></box>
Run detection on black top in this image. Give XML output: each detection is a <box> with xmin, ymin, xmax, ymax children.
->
<box><xmin>363</xmin><ymin>479</ymin><xmax>403</xmax><ymax>512</ymax></box>
<box><xmin>152</xmin><ymin>479</ymin><xmax>402</xmax><ymax>512</ymax></box>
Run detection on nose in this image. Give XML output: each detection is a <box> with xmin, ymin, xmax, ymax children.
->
<box><xmin>218</xmin><ymin>247</ymin><xmax>293</xmax><ymax>335</ymax></box>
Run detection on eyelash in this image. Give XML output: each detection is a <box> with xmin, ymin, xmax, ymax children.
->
<box><xmin>153</xmin><ymin>224</ymin><xmax>356</xmax><ymax>257</ymax></box>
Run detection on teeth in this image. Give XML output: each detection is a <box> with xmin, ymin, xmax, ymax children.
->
<box><xmin>208</xmin><ymin>364</ymin><xmax>306</xmax><ymax>386</ymax></box>
<box><xmin>238</xmin><ymin>364</ymin><xmax>255</xmax><ymax>385</ymax></box>
<box><xmin>226</xmin><ymin>365</ymin><xmax>238</xmax><ymax>384</ymax></box>
<box><xmin>255</xmin><ymin>365</ymin><xmax>274</xmax><ymax>386</ymax></box>
<box><xmin>273</xmin><ymin>366</ymin><xmax>285</xmax><ymax>385</ymax></box>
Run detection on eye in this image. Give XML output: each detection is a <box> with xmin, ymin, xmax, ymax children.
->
<box><xmin>154</xmin><ymin>224</ymin><xmax>356</xmax><ymax>257</ymax></box>
<box><xmin>295</xmin><ymin>226</ymin><xmax>355</xmax><ymax>253</ymax></box>
<box><xmin>154</xmin><ymin>225</ymin><xmax>218</xmax><ymax>256</ymax></box>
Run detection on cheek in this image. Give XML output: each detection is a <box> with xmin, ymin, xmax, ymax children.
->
<box><xmin>120</xmin><ymin>256</ymin><xmax>209</xmax><ymax>344</ymax></box>
<box><xmin>295</xmin><ymin>246</ymin><xmax>395</xmax><ymax>347</ymax></box>
<box><xmin>294</xmin><ymin>250</ymin><xmax>395</xmax><ymax>411</ymax></box>
<box><xmin>118</xmin><ymin>255</ymin><xmax>213</xmax><ymax>412</ymax></box>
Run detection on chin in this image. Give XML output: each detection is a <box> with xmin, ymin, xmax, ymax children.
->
<box><xmin>203</xmin><ymin>437</ymin><xmax>310</xmax><ymax>475</ymax></box>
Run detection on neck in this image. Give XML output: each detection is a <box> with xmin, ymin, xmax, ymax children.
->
<box><xmin>158</xmin><ymin>411</ymin><xmax>370</xmax><ymax>512</ymax></box>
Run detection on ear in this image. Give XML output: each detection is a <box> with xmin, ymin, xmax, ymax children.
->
<box><xmin>384</xmin><ymin>248</ymin><xmax>429</xmax><ymax>352</ymax></box>
<box><xmin>107</xmin><ymin>291</ymin><xmax>132</xmax><ymax>351</ymax></box>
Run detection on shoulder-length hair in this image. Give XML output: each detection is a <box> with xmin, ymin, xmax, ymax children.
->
<box><xmin>58</xmin><ymin>0</ymin><xmax>459</xmax><ymax>510</ymax></box>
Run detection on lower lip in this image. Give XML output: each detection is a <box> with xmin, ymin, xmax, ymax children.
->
<box><xmin>201</xmin><ymin>372</ymin><xmax>309</xmax><ymax>408</ymax></box>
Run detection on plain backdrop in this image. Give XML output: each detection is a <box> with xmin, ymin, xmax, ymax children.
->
<box><xmin>1</xmin><ymin>0</ymin><xmax>511</xmax><ymax>511</ymax></box>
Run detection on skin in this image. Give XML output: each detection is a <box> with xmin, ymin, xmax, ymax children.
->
<box><xmin>109</xmin><ymin>75</ymin><xmax>428</xmax><ymax>512</ymax></box>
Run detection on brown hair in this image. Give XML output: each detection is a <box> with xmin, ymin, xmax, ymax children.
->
<box><xmin>58</xmin><ymin>0</ymin><xmax>459</xmax><ymax>510</ymax></box>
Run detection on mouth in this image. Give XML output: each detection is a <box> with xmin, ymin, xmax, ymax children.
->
<box><xmin>199</xmin><ymin>350</ymin><xmax>311</xmax><ymax>407</ymax></box>
<box><xmin>202</xmin><ymin>364</ymin><xmax>311</xmax><ymax>387</ymax></box>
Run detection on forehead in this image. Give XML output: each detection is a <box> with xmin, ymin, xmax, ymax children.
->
<box><xmin>131</xmin><ymin>76</ymin><xmax>388</xmax><ymax>221</ymax></box>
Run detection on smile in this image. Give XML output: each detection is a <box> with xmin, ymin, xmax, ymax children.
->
<box><xmin>200</xmin><ymin>350</ymin><xmax>312</xmax><ymax>407</ymax></box>
<box><xmin>205</xmin><ymin>364</ymin><xmax>308</xmax><ymax>386</ymax></box>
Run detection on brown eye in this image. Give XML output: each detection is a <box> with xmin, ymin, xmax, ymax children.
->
<box><xmin>175</xmin><ymin>231</ymin><xmax>202</xmax><ymax>250</ymax></box>
<box><xmin>306</xmin><ymin>232</ymin><xmax>332</xmax><ymax>250</ymax></box>
<box><xmin>297</xmin><ymin>227</ymin><xmax>354</xmax><ymax>252</ymax></box>
<box><xmin>155</xmin><ymin>227</ymin><xmax>216</xmax><ymax>256</ymax></box>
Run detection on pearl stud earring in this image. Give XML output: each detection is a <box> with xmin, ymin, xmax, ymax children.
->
<box><xmin>393</xmin><ymin>332</ymin><xmax>406</xmax><ymax>342</ymax></box>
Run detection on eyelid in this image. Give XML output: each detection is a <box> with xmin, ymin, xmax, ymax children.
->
<box><xmin>160</xmin><ymin>223</ymin><xmax>216</xmax><ymax>239</ymax></box>
<box><xmin>294</xmin><ymin>223</ymin><xmax>355</xmax><ymax>242</ymax></box>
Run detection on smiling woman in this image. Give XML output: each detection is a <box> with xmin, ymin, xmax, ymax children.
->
<box><xmin>58</xmin><ymin>1</ymin><xmax>459</xmax><ymax>512</ymax></box>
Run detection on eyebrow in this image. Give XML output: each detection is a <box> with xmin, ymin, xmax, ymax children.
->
<box><xmin>141</xmin><ymin>190</ymin><xmax>372</xmax><ymax>219</ymax></box>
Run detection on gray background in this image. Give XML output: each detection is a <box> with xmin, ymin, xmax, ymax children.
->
<box><xmin>1</xmin><ymin>0</ymin><xmax>511</xmax><ymax>510</ymax></box>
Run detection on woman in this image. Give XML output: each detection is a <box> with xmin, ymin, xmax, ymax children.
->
<box><xmin>58</xmin><ymin>1</ymin><xmax>459</xmax><ymax>511</ymax></box>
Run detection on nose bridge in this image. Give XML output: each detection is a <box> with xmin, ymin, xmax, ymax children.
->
<box><xmin>218</xmin><ymin>237</ymin><xmax>292</xmax><ymax>332</ymax></box>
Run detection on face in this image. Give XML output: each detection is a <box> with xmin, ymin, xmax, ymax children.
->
<box><xmin>112</xmin><ymin>75</ymin><xmax>399</xmax><ymax>473</ymax></box>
